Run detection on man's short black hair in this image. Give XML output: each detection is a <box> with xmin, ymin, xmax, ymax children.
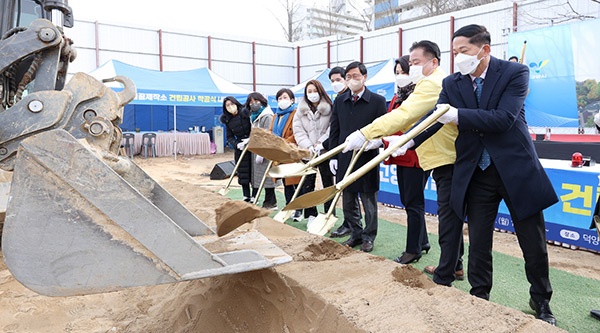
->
<box><xmin>453</xmin><ymin>24</ymin><xmax>491</xmax><ymax>46</ymax></box>
<box><xmin>346</xmin><ymin>61</ymin><xmax>367</xmax><ymax>75</ymax></box>
<box><xmin>329</xmin><ymin>66</ymin><xmax>346</xmax><ymax>79</ymax></box>
<box><xmin>508</xmin><ymin>56</ymin><xmax>519</xmax><ymax>62</ymax></box>
<box><xmin>409</xmin><ymin>40</ymin><xmax>441</xmax><ymax>64</ymax></box>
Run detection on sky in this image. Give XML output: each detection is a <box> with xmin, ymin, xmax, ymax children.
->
<box><xmin>68</xmin><ymin>0</ymin><xmax>291</xmax><ymax>42</ymax></box>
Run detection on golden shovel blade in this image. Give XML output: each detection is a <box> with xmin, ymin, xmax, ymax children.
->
<box><xmin>268</xmin><ymin>163</ymin><xmax>317</xmax><ymax>178</ymax></box>
<box><xmin>273</xmin><ymin>209</ymin><xmax>294</xmax><ymax>223</ymax></box>
<box><xmin>284</xmin><ymin>185</ymin><xmax>338</xmax><ymax>211</ymax></box>
<box><xmin>217</xmin><ymin>187</ymin><xmax>229</xmax><ymax>196</ymax></box>
<box><xmin>306</xmin><ymin>213</ymin><xmax>339</xmax><ymax>236</ymax></box>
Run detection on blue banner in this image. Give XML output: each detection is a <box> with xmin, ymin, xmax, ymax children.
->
<box><xmin>379</xmin><ymin>161</ymin><xmax>600</xmax><ymax>252</ymax></box>
<box><xmin>509</xmin><ymin>19</ymin><xmax>600</xmax><ymax>127</ymax></box>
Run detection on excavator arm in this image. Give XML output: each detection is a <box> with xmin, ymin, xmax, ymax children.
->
<box><xmin>0</xmin><ymin>0</ymin><xmax>291</xmax><ymax>297</ymax></box>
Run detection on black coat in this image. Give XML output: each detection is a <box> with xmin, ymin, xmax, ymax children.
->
<box><xmin>329</xmin><ymin>88</ymin><xmax>387</xmax><ymax>193</ymax></box>
<box><xmin>220</xmin><ymin>108</ymin><xmax>252</xmax><ymax>185</ymax></box>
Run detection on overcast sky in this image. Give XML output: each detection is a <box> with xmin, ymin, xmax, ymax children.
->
<box><xmin>68</xmin><ymin>0</ymin><xmax>290</xmax><ymax>42</ymax></box>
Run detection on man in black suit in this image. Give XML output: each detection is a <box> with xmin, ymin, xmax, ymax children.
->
<box><xmin>328</xmin><ymin>61</ymin><xmax>387</xmax><ymax>252</ymax></box>
<box><xmin>435</xmin><ymin>24</ymin><xmax>558</xmax><ymax>325</ymax></box>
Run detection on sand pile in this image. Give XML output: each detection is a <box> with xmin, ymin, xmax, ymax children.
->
<box><xmin>247</xmin><ymin>127</ymin><xmax>310</xmax><ymax>163</ymax></box>
<box><xmin>0</xmin><ymin>156</ymin><xmax>567</xmax><ymax>333</ymax></box>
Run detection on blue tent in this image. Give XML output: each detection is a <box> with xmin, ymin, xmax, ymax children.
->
<box><xmin>365</xmin><ymin>58</ymin><xmax>396</xmax><ymax>101</ymax></box>
<box><xmin>89</xmin><ymin>60</ymin><xmax>252</xmax><ymax>132</ymax></box>
<box><xmin>268</xmin><ymin>68</ymin><xmax>336</xmax><ymax>108</ymax></box>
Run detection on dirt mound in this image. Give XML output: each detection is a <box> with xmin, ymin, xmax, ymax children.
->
<box><xmin>297</xmin><ymin>237</ymin><xmax>353</xmax><ymax>261</ymax></box>
<box><xmin>392</xmin><ymin>265</ymin><xmax>436</xmax><ymax>289</ymax></box>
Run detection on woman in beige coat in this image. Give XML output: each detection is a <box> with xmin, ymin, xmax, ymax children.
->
<box><xmin>292</xmin><ymin>80</ymin><xmax>334</xmax><ymax>220</ymax></box>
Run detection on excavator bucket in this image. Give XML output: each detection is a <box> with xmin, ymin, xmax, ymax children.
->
<box><xmin>1</xmin><ymin>130</ymin><xmax>291</xmax><ymax>297</ymax></box>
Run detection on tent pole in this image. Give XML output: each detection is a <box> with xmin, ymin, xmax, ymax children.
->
<box><xmin>174</xmin><ymin>105</ymin><xmax>177</xmax><ymax>160</ymax></box>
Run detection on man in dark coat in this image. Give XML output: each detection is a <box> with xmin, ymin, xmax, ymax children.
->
<box><xmin>220</xmin><ymin>96</ymin><xmax>252</xmax><ymax>201</ymax></box>
<box><xmin>435</xmin><ymin>24</ymin><xmax>557</xmax><ymax>326</ymax></box>
<box><xmin>328</xmin><ymin>61</ymin><xmax>387</xmax><ymax>252</ymax></box>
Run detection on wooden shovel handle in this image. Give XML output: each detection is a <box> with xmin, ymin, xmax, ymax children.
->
<box><xmin>337</xmin><ymin>105</ymin><xmax>451</xmax><ymax>191</ymax></box>
<box><xmin>221</xmin><ymin>143</ymin><xmax>249</xmax><ymax>191</ymax></box>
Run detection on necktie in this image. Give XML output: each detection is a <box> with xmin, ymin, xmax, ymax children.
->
<box><xmin>475</xmin><ymin>77</ymin><xmax>491</xmax><ymax>170</ymax></box>
<box><xmin>353</xmin><ymin>94</ymin><xmax>358</xmax><ymax>103</ymax></box>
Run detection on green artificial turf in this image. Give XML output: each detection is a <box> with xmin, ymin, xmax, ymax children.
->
<box><xmin>226</xmin><ymin>188</ymin><xmax>600</xmax><ymax>332</ymax></box>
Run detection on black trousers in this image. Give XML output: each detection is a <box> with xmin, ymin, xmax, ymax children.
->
<box><xmin>342</xmin><ymin>190</ymin><xmax>378</xmax><ymax>242</ymax></box>
<box><xmin>465</xmin><ymin>163</ymin><xmax>553</xmax><ymax>302</ymax></box>
<box><xmin>396</xmin><ymin>165</ymin><xmax>430</xmax><ymax>254</ymax></box>
<box><xmin>432</xmin><ymin>164</ymin><xmax>465</xmax><ymax>285</ymax></box>
<box><xmin>298</xmin><ymin>161</ymin><xmax>336</xmax><ymax>218</ymax></box>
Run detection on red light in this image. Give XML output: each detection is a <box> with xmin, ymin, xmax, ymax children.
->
<box><xmin>571</xmin><ymin>152</ymin><xmax>583</xmax><ymax>167</ymax></box>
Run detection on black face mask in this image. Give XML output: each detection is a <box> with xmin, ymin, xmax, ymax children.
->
<box><xmin>250</xmin><ymin>103</ymin><xmax>261</xmax><ymax>112</ymax></box>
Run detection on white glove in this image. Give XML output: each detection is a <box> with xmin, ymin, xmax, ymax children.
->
<box><xmin>236</xmin><ymin>138</ymin><xmax>249</xmax><ymax>150</ymax></box>
<box><xmin>383</xmin><ymin>135</ymin><xmax>415</xmax><ymax>157</ymax></box>
<box><xmin>255</xmin><ymin>155</ymin><xmax>264</xmax><ymax>164</ymax></box>
<box><xmin>365</xmin><ymin>139</ymin><xmax>383</xmax><ymax>151</ymax></box>
<box><xmin>309</xmin><ymin>143</ymin><xmax>324</xmax><ymax>156</ymax></box>
<box><xmin>329</xmin><ymin>159</ymin><xmax>338</xmax><ymax>175</ymax></box>
<box><xmin>342</xmin><ymin>130</ymin><xmax>367</xmax><ymax>153</ymax></box>
<box><xmin>436</xmin><ymin>104</ymin><xmax>459</xmax><ymax>125</ymax></box>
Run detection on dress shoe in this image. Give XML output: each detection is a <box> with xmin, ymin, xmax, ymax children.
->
<box><xmin>330</xmin><ymin>226</ymin><xmax>352</xmax><ymax>238</ymax></box>
<box><xmin>529</xmin><ymin>298</ymin><xmax>557</xmax><ymax>326</ymax></box>
<box><xmin>423</xmin><ymin>265</ymin><xmax>465</xmax><ymax>281</ymax></box>
<box><xmin>361</xmin><ymin>240</ymin><xmax>374</xmax><ymax>252</ymax></box>
<box><xmin>591</xmin><ymin>309</ymin><xmax>600</xmax><ymax>321</ymax></box>
<box><xmin>342</xmin><ymin>237</ymin><xmax>362</xmax><ymax>248</ymax></box>
<box><xmin>393</xmin><ymin>252</ymin><xmax>422</xmax><ymax>264</ymax></box>
<box><xmin>421</xmin><ymin>243</ymin><xmax>431</xmax><ymax>254</ymax></box>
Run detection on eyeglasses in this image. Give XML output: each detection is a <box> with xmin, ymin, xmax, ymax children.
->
<box><xmin>345</xmin><ymin>74</ymin><xmax>363</xmax><ymax>80</ymax></box>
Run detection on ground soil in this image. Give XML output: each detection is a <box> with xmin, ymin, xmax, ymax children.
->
<box><xmin>0</xmin><ymin>150</ymin><xmax>594</xmax><ymax>332</ymax></box>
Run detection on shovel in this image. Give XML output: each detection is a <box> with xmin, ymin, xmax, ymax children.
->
<box><xmin>284</xmin><ymin>105</ymin><xmax>450</xmax><ymax>211</ymax></box>
<box><xmin>272</xmin><ymin>173</ymin><xmax>307</xmax><ymax>222</ymax></box>
<box><xmin>218</xmin><ymin>144</ymin><xmax>249</xmax><ymax>196</ymax></box>
<box><xmin>306</xmin><ymin>141</ymin><xmax>367</xmax><ymax>235</ymax></box>
<box><xmin>272</xmin><ymin>151</ymin><xmax>323</xmax><ymax>222</ymax></box>
<box><xmin>268</xmin><ymin>142</ymin><xmax>348</xmax><ymax>178</ymax></box>
<box><xmin>253</xmin><ymin>160</ymin><xmax>274</xmax><ymax>206</ymax></box>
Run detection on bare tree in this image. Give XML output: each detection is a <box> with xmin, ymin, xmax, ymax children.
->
<box><xmin>310</xmin><ymin>2</ymin><xmax>346</xmax><ymax>37</ymax></box>
<box><xmin>417</xmin><ymin>0</ymin><xmax>456</xmax><ymax>16</ymax></box>
<box><xmin>519</xmin><ymin>0</ymin><xmax>597</xmax><ymax>27</ymax></box>
<box><xmin>272</xmin><ymin>0</ymin><xmax>305</xmax><ymax>42</ymax></box>
<box><xmin>347</xmin><ymin>0</ymin><xmax>374</xmax><ymax>32</ymax></box>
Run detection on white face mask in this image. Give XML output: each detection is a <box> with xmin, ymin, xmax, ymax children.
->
<box><xmin>395</xmin><ymin>74</ymin><xmax>412</xmax><ymax>88</ymax></box>
<box><xmin>455</xmin><ymin>46</ymin><xmax>484</xmax><ymax>75</ymax></box>
<box><xmin>331</xmin><ymin>81</ymin><xmax>345</xmax><ymax>93</ymax></box>
<box><xmin>306</xmin><ymin>92</ymin><xmax>320</xmax><ymax>103</ymax></box>
<box><xmin>226</xmin><ymin>105</ymin><xmax>238</xmax><ymax>114</ymax></box>
<box><xmin>347</xmin><ymin>79</ymin><xmax>363</xmax><ymax>93</ymax></box>
<box><xmin>409</xmin><ymin>66</ymin><xmax>425</xmax><ymax>84</ymax></box>
<box><xmin>277</xmin><ymin>99</ymin><xmax>292</xmax><ymax>110</ymax></box>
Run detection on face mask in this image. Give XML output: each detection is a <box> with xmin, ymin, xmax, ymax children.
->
<box><xmin>226</xmin><ymin>105</ymin><xmax>238</xmax><ymax>114</ymax></box>
<box><xmin>408</xmin><ymin>58</ymin><xmax>434</xmax><ymax>84</ymax></box>
<box><xmin>250</xmin><ymin>103</ymin><xmax>261</xmax><ymax>112</ymax></box>
<box><xmin>409</xmin><ymin>66</ymin><xmax>425</xmax><ymax>84</ymax></box>
<box><xmin>347</xmin><ymin>79</ymin><xmax>363</xmax><ymax>93</ymax></box>
<box><xmin>306</xmin><ymin>92</ymin><xmax>320</xmax><ymax>103</ymax></box>
<box><xmin>455</xmin><ymin>47</ymin><xmax>484</xmax><ymax>75</ymax></box>
<box><xmin>395</xmin><ymin>74</ymin><xmax>412</xmax><ymax>88</ymax></box>
<box><xmin>278</xmin><ymin>99</ymin><xmax>292</xmax><ymax>110</ymax></box>
<box><xmin>331</xmin><ymin>81</ymin><xmax>345</xmax><ymax>93</ymax></box>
